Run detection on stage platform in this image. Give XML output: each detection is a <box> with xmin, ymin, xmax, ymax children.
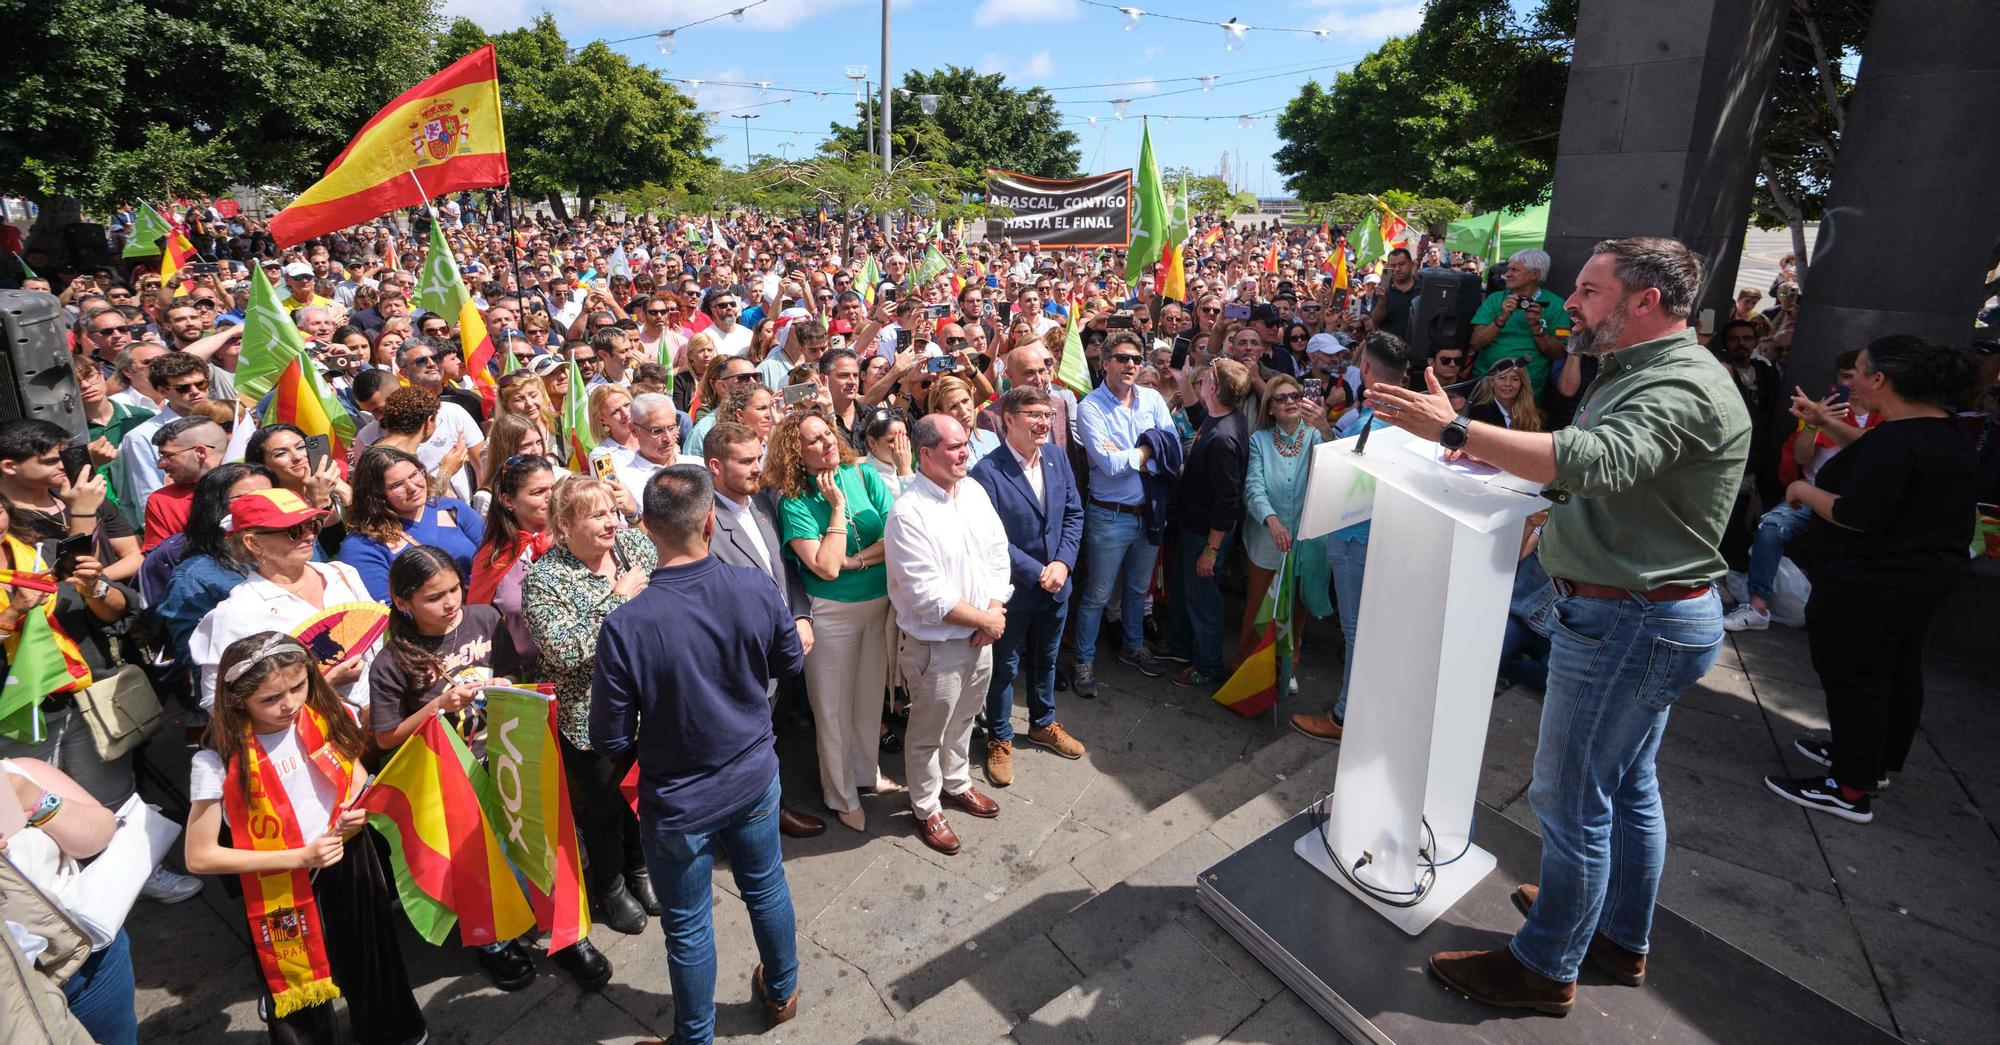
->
<box><xmin>1197</xmin><ymin>806</ymin><xmax>1901</xmax><ymax>1044</ymax></box>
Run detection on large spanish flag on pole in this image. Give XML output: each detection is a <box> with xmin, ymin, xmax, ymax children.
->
<box><xmin>270</xmin><ymin>46</ymin><xmax>508</xmax><ymax>247</ymax></box>
<box><xmin>357</xmin><ymin>714</ymin><xmax>536</xmax><ymax>947</ymax></box>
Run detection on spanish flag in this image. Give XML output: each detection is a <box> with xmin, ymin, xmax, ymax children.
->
<box><xmin>1214</xmin><ymin>552</ymin><xmax>1293</xmax><ymax>718</ymax></box>
<box><xmin>160</xmin><ymin>213</ymin><xmax>197</xmax><ymax>296</ymax></box>
<box><xmin>358</xmin><ymin>714</ymin><xmax>536</xmax><ymax>947</ymax></box>
<box><xmin>270</xmin><ymin>46</ymin><xmax>508</xmax><ymax>247</ymax></box>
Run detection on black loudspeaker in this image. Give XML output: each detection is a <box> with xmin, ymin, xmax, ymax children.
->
<box><xmin>0</xmin><ymin>291</ymin><xmax>86</xmax><ymax>438</ymax></box>
<box><xmin>1409</xmin><ymin>267</ymin><xmax>1485</xmax><ymax>362</ymax></box>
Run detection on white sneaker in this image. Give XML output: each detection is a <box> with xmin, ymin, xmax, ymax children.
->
<box><xmin>141</xmin><ymin>866</ymin><xmax>204</xmax><ymax>904</ymax></box>
<box><xmin>1721</xmin><ymin>604</ymin><xmax>1771</xmax><ymax>632</ymax></box>
<box><xmin>1288</xmin><ymin>677</ymin><xmax>1299</xmax><ymax>695</ymax></box>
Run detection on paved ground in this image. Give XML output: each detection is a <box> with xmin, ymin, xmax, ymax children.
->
<box><xmin>128</xmin><ymin>604</ymin><xmax>1996</xmax><ymax>1043</ymax></box>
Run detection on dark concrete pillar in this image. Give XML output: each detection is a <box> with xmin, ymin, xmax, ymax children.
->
<box><xmin>1785</xmin><ymin>0</ymin><xmax>2000</xmax><ymax>395</ymax></box>
<box><xmin>1542</xmin><ymin>0</ymin><xmax>1787</xmax><ymax>316</ymax></box>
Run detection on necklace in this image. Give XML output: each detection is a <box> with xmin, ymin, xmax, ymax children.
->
<box><xmin>1273</xmin><ymin>423</ymin><xmax>1307</xmax><ymax>458</ymax></box>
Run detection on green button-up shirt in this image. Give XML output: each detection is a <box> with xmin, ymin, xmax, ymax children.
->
<box><xmin>1541</xmin><ymin>327</ymin><xmax>1750</xmax><ymax>591</ymax></box>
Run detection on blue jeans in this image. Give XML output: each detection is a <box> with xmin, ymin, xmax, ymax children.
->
<box><xmin>1074</xmin><ymin>505</ymin><xmax>1156</xmax><ymax>663</ymax></box>
<box><xmin>1325</xmin><ymin>536</ymin><xmax>1368</xmax><ymax>720</ymax></box>
<box><xmin>63</xmin><ymin>929</ymin><xmax>137</xmax><ymax>1045</ymax></box>
<box><xmin>1511</xmin><ymin>589</ymin><xmax>1723</xmax><ymax>982</ymax></box>
<box><xmin>640</xmin><ymin>772</ymin><xmax>798</xmax><ymax>1045</ymax></box>
<box><xmin>984</xmin><ymin>598</ymin><xmax>1068</xmax><ymax>742</ymax></box>
<box><xmin>1162</xmin><ymin>524</ymin><xmax>1234</xmax><ymax>677</ymax></box>
<box><xmin>1747</xmin><ymin>502</ymin><xmax>1813</xmax><ymax>600</ymax></box>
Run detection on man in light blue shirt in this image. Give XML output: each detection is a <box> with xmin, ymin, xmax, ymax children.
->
<box><xmin>1071</xmin><ymin>332</ymin><xmax>1175</xmax><ymax>696</ymax></box>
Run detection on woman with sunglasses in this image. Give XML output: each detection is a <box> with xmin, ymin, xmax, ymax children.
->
<box><xmin>1467</xmin><ymin>359</ymin><xmax>1546</xmax><ymax>432</ymax></box>
<box><xmin>1237</xmin><ymin>373</ymin><xmax>1330</xmax><ymax>677</ymax></box>
<box><xmin>339</xmin><ymin>445</ymin><xmax>483</xmax><ymax>601</ymax></box>
<box><xmin>188</xmin><ymin>489</ymin><xmax>380</xmax><ymax>714</ymax></box>
<box><xmin>155</xmin><ymin>464</ymin><xmax>277</xmax><ymax>673</ymax></box>
<box><xmin>1281</xmin><ymin>321</ymin><xmax>1314</xmax><ymax>372</ymax></box>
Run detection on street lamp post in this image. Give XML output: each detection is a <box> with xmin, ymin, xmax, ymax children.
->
<box><xmin>739</xmin><ymin>114</ymin><xmax>758</xmax><ymax>169</ymax></box>
<box><xmin>879</xmin><ymin>0</ymin><xmax>892</xmax><ymax>236</ymax></box>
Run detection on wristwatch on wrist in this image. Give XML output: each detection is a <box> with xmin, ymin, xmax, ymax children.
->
<box><xmin>1439</xmin><ymin>416</ymin><xmax>1472</xmax><ymax>451</ymax></box>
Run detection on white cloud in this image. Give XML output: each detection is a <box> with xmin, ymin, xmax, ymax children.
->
<box><xmin>975</xmin><ymin>49</ymin><xmax>1056</xmax><ymax>82</ymax></box>
<box><xmin>971</xmin><ymin>0</ymin><xmax>1078</xmax><ymax>30</ymax></box>
<box><xmin>1140</xmin><ymin>44</ymin><xmax>1163</xmax><ymax>64</ymax></box>
<box><xmin>1126</xmin><ymin>75</ymin><xmax>1158</xmax><ymax>96</ymax></box>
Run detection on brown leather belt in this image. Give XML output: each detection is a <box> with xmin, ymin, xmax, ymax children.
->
<box><xmin>1089</xmin><ymin>498</ymin><xmax>1146</xmax><ymax>517</ymax></box>
<box><xmin>1552</xmin><ymin>577</ymin><xmax>1711</xmax><ymax>601</ymax></box>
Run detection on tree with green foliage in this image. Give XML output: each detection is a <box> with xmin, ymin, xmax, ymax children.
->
<box><xmin>1273</xmin><ymin>0</ymin><xmax>1573</xmax><ymax>213</ymax></box>
<box><xmin>827</xmin><ymin>66</ymin><xmax>1080</xmax><ymax>180</ymax></box>
<box><xmin>438</xmin><ymin>16</ymin><xmax>712</xmax><ymax>223</ymax></box>
<box><xmin>1752</xmin><ymin>0</ymin><xmax>1873</xmax><ymax>281</ymax></box>
<box><xmin>1</xmin><ymin>0</ymin><xmax>441</xmax><ymax>248</ymax></box>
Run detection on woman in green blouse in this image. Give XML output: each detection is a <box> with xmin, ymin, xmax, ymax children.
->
<box><xmin>769</xmin><ymin>407</ymin><xmax>899</xmax><ymax>833</ymax></box>
<box><xmin>522</xmin><ymin>474</ymin><xmax>659</xmax><ymax>934</ymax></box>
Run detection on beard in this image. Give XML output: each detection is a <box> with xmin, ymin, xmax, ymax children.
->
<box><xmin>1567</xmin><ymin>305</ymin><xmax>1627</xmax><ymax>357</ymax></box>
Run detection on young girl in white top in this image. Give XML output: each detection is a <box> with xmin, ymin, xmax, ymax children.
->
<box><xmin>183</xmin><ymin>632</ymin><xmax>424</xmax><ymax>1045</ymax></box>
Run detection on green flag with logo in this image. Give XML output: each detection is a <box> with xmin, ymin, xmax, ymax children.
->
<box><xmin>1125</xmin><ymin>124</ymin><xmax>1169</xmax><ymax>282</ymax></box>
<box><xmin>1055</xmin><ymin>303</ymin><xmax>1091</xmax><ymax>398</ymax></box>
<box><xmin>232</xmin><ymin>266</ymin><xmax>306</xmax><ymax>408</ymax></box>
<box><xmin>415</xmin><ymin>223</ymin><xmax>470</xmax><ymax>319</ymax></box>
<box><xmin>124</xmin><ymin>203</ymin><xmax>174</xmax><ymax>258</ymax></box>
<box><xmin>0</xmin><ymin>609</ymin><xmax>71</xmax><ymax>744</ymax></box>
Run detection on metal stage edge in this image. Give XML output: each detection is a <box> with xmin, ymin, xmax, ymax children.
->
<box><xmin>1197</xmin><ymin>806</ymin><xmax>1900</xmax><ymax>1045</ymax></box>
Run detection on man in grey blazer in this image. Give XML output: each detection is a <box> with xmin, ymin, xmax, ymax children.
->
<box><xmin>705</xmin><ymin>420</ymin><xmax>826</xmax><ymax>838</ymax></box>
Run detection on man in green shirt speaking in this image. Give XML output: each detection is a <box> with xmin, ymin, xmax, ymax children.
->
<box><xmin>1367</xmin><ymin>238</ymin><xmax>1747</xmax><ymax>1016</ymax></box>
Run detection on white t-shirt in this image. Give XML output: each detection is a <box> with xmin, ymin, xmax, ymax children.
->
<box><xmin>354</xmin><ymin>400</ymin><xmax>484</xmax><ymax>502</ymax></box>
<box><xmin>189</xmin><ymin>725</ymin><xmax>341</xmax><ymax>837</ymax></box>
<box><xmin>710</xmin><ymin>322</ymin><xmax>754</xmax><ymax>358</ymax></box>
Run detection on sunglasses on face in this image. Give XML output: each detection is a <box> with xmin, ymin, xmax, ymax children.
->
<box><xmin>1269</xmin><ymin>391</ymin><xmax>1306</xmax><ymax>404</ymax></box>
<box><xmin>93</xmin><ymin>324</ymin><xmax>134</xmax><ymax>337</ymax></box>
<box><xmin>405</xmin><ymin>354</ymin><xmax>438</xmax><ymax>367</ymax></box>
<box><xmin>167</xmin><ymin>379</ymin><xmax>210</xmax><ymax>394</ymax></box>
<box><xmin>1199</xmin><ymin>307</ymin><xmax>1221</xmax><ymax>315</ymax></box>
<box><xmin>646</xmin><ymin>308</ymin><xmax>671</xmax><ymax>316</ymax></box>
<box><xmin>1108</xmin><ymin>353</ymin><xmax>1144</xmax><ymax>365</ymax></box>
<box><xmin>255</xmin><ymin>519</ymin><xmax>324</xmax><ymax>542</ymax></box>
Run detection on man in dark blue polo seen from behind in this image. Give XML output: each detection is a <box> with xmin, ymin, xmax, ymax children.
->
<box><xmin>591</xmin><ymin>464</ymin><xmax>805</xmax><ymax>1045</ymax></box>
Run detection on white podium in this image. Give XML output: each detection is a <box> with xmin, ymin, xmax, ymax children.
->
<box><xmin>1292</xmin><ymin>425</ymin><xmax>1547</xmax><ymax>934</ymax></box>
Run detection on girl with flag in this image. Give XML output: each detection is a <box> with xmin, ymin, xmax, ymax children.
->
<box><xmin>183</xmin><ymin>632</ymin><xmax>426</xmax><ymax>1045</ymax></box>
<box><xmin>366</xmin><ymin>545</ymin><xmax>612</xmax><ymax>993</ymax></box>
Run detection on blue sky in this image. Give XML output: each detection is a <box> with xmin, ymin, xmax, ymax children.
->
<box><xmin>442</xmin><ymin>0</ymin><xmax>1427</xmax><ymax>194</ymax></box>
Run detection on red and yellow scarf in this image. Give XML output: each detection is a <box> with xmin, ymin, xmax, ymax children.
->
<box><xmin>221</xmin><ymin>705</ymin><xmax>356</xmax><ymax>1017</ymax></box>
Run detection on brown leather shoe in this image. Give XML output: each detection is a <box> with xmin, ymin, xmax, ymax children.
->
<box><xmin>1290</xmin><ymin>712</ymin><xmax>1342</xmax><ymax>743</ymax></box>
<box><xmin>753</xmin><ymin>963</ymin><xmax>798</xmax><ymax>1025</ymax></box>
<box><xmin>985</xmin><ymin>739</ymin><xmax>1015</xmax><ymax>787</ymax></box>
<box><xmin>1026</xmin><ymin>722</ymin><xmax>1086</xmax><ymax>759</ymax></box>
<box><xmin>1511</xmin><ymin>883</ymin><xmax>1648</xmax><ymax>986</ymax></box>
<box><xmin>779</xmin><ymin>807</ymin><xmax>826</xmax><ymax>838</ymax></box>
<box><xmin>1428</xmin><ymin>947</ymin><xmax>1575</xmax><ymax>1016</ymax></box>
<box><xmin>916</xmin><ymin>812</ymin><xmax>961</xmax><ymax>855</ymax></box>
<box><xmin>940</xmin><ymin>787</ymin><xmax>1000</xmax><ymax>818</ymax></box>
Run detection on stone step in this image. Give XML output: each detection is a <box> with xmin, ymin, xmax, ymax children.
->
<box><xmin>862</xmin><ymin>736</ymin><xmax>1343</xmax><ymax>1043</ymax></box>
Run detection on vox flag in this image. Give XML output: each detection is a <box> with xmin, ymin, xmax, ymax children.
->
<box><xmin>270</xmin><ymin>46</ymin><xmax>508</xmax><ymax>247</ymax></box>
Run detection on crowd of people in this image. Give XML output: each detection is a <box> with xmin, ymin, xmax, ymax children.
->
<box><xmin>0</xmin><ymin>194</ymin><xmax>1993</xmax><ymax>1040</ymax></box>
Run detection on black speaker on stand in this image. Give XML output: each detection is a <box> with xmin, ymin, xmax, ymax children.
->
<box><xmin>0</xmin><ymin>291</ymin><xmax>87</xmax><ymax>439</ymax></box>
<box><xmin>1408</xmin><ymin>267</ymin><xmax>1485</xmax><ymax>364</ymax></box>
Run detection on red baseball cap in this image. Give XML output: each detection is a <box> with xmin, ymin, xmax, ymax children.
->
<box><xmin>223</xmin><ymin>488</ymin><xmax>331</xmax><ymax>534</ymax></box>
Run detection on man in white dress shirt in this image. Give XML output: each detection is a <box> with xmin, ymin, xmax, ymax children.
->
<box><xmin>885</xmin><ymin>414</ymin><xmax>1013</xmax><ymax>857</ymax></box>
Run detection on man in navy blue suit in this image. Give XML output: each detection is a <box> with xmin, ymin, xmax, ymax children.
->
<box><xmin>968</xmin><ymin>386</ymin><xmax>1088</xmax><ymax>787</ymax></box>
